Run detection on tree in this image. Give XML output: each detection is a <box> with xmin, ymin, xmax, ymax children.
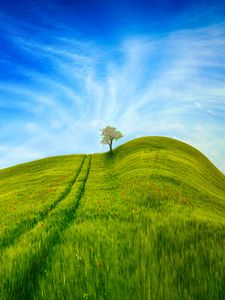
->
<box><xmin>100</xmin><ymin>126</ymin><xmax>123</xmax><ymax>152</ymax></box>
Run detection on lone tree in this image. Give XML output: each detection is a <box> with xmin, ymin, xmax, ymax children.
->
<box><xmin>101</xmin><ymin>126</ymin><xmax>123</xmax><ymax>152</ymax></box>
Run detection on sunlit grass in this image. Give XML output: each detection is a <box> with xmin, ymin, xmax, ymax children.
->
<box><xmin>0</xmin><ymin>137</ymin><xmax>225</xmax><ymax>299</ymax></box>
<box><xmin>0</xmin><ymin>154</ymin><xmax>85</xmax><ymax>249</ymax></box>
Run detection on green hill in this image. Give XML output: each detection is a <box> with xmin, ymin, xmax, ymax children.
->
<box><xmin>0</xmin><ymin>136</ymin><xmax>225</xmax><ymax>300</ymax></box>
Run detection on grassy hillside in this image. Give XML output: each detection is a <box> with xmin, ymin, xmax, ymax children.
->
<box><xmin>0</xmin><ymin>136</ymin><xmax>225</xmax><ymax>300</ymax></box>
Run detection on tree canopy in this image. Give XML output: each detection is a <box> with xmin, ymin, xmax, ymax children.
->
<box><xmin>100</xmin><ymin>126</ymin><xmax>123</xmax><ymax>152</ymax></box>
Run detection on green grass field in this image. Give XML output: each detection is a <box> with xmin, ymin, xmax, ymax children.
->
<box><xmin>0</xmin><ymin>136</ymin><xmax>225</xmax><ymax>300</ymax></box>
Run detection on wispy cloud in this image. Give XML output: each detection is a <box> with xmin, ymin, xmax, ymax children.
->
<box><xmin>0</xmin><ymin>8</ymin><xmax>225</xmax><ymax>172</ymax></box>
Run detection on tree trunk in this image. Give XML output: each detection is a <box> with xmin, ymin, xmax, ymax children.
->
<box><xmin>109</xmin><ymin>142</ymin><xmax>113</xmax><ymax>152</ymax></box>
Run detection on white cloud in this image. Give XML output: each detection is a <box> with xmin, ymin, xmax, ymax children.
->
<box><xmin>0</xmin><ymin>145</ymin><xmax>42</xmax><ymax>169</ymax></box>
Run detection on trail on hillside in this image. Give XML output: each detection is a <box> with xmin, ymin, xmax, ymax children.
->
<box><xmin>0</xmin><ymin>155</ymin><xmax>92</xmax><ymax>300</ymax></box>
<box><xmin>32</xmin><ymin>153</ymin><xmax>121</xmax><ymax>299</ymax></box>
<box><xmin>0</xmin><ymin>156</ymin><xmax>86</xmax><ymax>251</ymax></box>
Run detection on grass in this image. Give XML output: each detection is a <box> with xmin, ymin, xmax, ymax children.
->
<box><xmin>0</xmin><ymin>154</ymin><xmax>86</xmax><ymax>249</ymax></box>
<box><xmin>0</xmin><ymin>136</ymin><xmax>225</xmax><ymax>299</ymax></box>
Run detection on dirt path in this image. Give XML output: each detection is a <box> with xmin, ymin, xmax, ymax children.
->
<box><xmin>0</xmin><ymin>156</ymin><xmax>87</xmax><ymax>251</ymax></box>
<box><xmin>1</xmin><ymin>155</ymin><xmax>92</xmax><ymax>300</ymax></box>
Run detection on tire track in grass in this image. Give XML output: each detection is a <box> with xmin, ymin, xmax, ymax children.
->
<box><xmin>1</xmin><ymin>155</ymin><xmax>92</xmax><ymax>300</ymax></box>
<box><xmin>0</xmin><ymin>156</ymin><xmax>86</xmax><ymax>251</ymax></box>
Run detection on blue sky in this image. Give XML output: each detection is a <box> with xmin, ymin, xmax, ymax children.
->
<box><xmin>0</xmin><ymin>0</ymin><xmax>225</xmax><ymax>172</ymax></box>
